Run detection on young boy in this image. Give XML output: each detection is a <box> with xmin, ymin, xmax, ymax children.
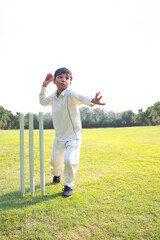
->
<box><xmin>39</xmin><ymin>67</ymin><xmax>105</xmax><ymax>197</ymax></box>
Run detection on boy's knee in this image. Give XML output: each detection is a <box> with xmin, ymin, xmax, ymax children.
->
<box><xmin>64</xmin><ymin>158</ymin><xmax>79</xmax><ymax>172</ymax></box>
<box><xmin>64</xmin><ymin>157</ymin><xmax>71</xmax><ymax>166</ymax></box>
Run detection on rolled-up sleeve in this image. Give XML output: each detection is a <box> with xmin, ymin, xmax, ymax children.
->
<box><xmin>39</xmin><ymin>87</ymin><xmax>53</xmax><ymax>106</ymax></box>
<box><xmin>70</xmin><ymin>90</ymin><xmax>94</xmax><ymax>107</ymax></box>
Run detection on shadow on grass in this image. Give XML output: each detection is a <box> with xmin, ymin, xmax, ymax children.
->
<box><xmin>0</xmin><ymin>183</ymin><xmax>63</xmax><ymax>211</ymax></box>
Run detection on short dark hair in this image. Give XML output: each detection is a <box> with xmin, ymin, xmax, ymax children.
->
<box><xmin>54</xmin><ymin>67</ymin><xmax>73</xmax><ymax>81</ymax></box>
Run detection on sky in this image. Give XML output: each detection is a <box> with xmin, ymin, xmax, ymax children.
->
<box><xmin>0</xmin><ymin>0</ymin><xmax>160</xmax><ymax>115</ymax></box>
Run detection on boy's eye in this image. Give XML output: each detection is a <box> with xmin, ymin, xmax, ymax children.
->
<box><xmin>57</xmin><ymin>74</ymin><xmax>70</xmax><ymax>80</ymax></box>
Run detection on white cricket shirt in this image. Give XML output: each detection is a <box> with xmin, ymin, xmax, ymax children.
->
<box><xmin>39</xmin><ymin>87</ymin><xmax>94</xmax><ymax>141</ymax></box>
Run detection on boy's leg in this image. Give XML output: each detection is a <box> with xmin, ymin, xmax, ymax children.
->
<box><xmin>50</xmin><ymin>139</ymin><xmax>65</xmax><ymax>177</ymax></box>
<box><xmin>63</xmin><ymin>139</ymin><xmax>81</xmax><ymax>190</ymax></box>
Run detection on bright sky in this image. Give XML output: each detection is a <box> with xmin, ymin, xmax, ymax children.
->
<box><xmin>0</xmin><ymin>0</ymin><xmax>160</xmax><ymax>114</ymax></box>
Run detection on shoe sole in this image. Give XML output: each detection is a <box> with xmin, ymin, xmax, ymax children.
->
<box><xmin>62</xmin><ymin>195</ymin><xmax>72</xmax><ymax>198</ymax></box>
<box><xmin>53</xmin><ymin>180</ymin><xmax>61</xmax><ymax>184</ymax></box>
<box><xmin>53</xmin><ymin>170</ymin><xmax>62</xmax><ymax>184</ymax></box>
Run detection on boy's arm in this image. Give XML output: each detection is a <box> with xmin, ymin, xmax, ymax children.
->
<box><xmin>39</xmin><ymin>74</ymin><xmax>54</xmax><ymax>106</ymax></box>
<box><xmin>70</xmin><ymin>91</ymin><xmax>94</xmax><ymax>106</ymax></box>
<box><xmin>39</xmin><ymin>87</ymin><xmax>53</xmax><ymax>106</ymax></box>
<box><xmin>70</xmin><ymin>91</ymin><xmax>106</xmax><ymax>106</ymax></box>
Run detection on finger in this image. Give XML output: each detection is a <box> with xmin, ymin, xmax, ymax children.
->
<box><xmin>98</xmin><ymin>102</ymin><xmax>106</xmax><ymax>105</ymax></box>
<box><xmin>97</xmin><ymin>95</ymin><xmax>103</xmax><ymax>101</ymax></box>
<box><xmin>96</xmin><ymin>92</ymin><xmax>101</xmax><ymax>98</ymax></box>
<box><xmin>46</xmin><ymin>77</ymin><xmax>54</xmax><ymax>82</ymax></box>
<box><xmin>97</xmin><ymin>93</ymin><xmax>103</xmax><ymax>99</ymax></box>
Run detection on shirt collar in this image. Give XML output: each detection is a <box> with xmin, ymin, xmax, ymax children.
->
<box><xmin>53</xmin><ymin>87</ymin><xmax>70</xmax><ymax>99</ymax></box>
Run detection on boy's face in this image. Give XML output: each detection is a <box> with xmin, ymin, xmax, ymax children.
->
<box><xmin>54</xmin><ymin>73</ymin><xmax>71</xmax><ymax>93</ymax></box>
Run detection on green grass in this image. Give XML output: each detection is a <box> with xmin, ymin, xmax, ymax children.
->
<box><xmin>0</xmin><ymin>126</ymin><xmax>160</xmax><ymax>239</ymax></box>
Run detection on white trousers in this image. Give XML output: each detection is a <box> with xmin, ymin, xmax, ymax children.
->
<box><xmin>50</xmin><ymin>138</ymin><xmax>81</xmax><ymax>189</ymax></box>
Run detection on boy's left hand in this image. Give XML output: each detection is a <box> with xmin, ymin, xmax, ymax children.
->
<box><xmin>91</xmin><ymin>92</ymin><xmax>106</xmax><ymax>105</ymax></box>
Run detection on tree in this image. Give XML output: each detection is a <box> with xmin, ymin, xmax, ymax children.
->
<box><xmin>120</xmin><ymin>110</ymin><xmax>135</xmax><ymax>126</ymax></box>
<box><xmin>43</xmin><ymin>113</ymin><xmax>53</xmax><ymax>129</ymax></box>
<box><xmin>33</xmin><ymin>114</ymin><xmax>39</xmax><ymax>129</ymax></box>
<box><xmin>134</xmin><ymin>109</ymin><xmax>146</xmax><ymax>126</ymax></box>
<box><xmin>80</xmin><ymin>107</ymin><xmax>93</xmax><ymax>128</ymax></box>
<box><xmin>0</xmin><ymin>102</ymin><xmax>159</xmax><ymax>129</ymax></box>
<box><xmin>147</xmin><ymin>102</ymin><xmax>160</xmax><ymax>125</ymax></box>
<box><xmin>0</xmin><ymin>106</ymin><xmax>17</xmax><ymax>129</ymax></box>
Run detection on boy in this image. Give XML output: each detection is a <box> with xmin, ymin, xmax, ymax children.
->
<box><xmin>39</xmin><ymin>67</ymin><xmax>105</xmax><ymax>197</ymax></box>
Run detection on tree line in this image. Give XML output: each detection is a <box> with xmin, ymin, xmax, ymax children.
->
<box><xmin>0</xmin><ymin>101</ymin><xmax>160</xmax><ymax>130</ymax></box>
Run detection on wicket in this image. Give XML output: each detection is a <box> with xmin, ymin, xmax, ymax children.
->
<box><xmin>20</xmin><ymin>112</ymin><xmax>45</xmax><ymax>197</ymax></box>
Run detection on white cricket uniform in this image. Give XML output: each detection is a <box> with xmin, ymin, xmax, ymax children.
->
<box><xmin>39</xmin><ymin>86</ymin><xmax>93</xmax><ymax>189</ymax></box>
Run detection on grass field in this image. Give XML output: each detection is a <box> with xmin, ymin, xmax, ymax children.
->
<box><xmin>0</xmin><ymin>126</ymin><xmax>160</xmax><ymax>240</ymax></box>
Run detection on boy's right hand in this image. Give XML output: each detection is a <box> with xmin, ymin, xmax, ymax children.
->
<box><xmin>43</xmin><ymin>73</ymin><xmax>54</xmax><ymax>87</ymax></box>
